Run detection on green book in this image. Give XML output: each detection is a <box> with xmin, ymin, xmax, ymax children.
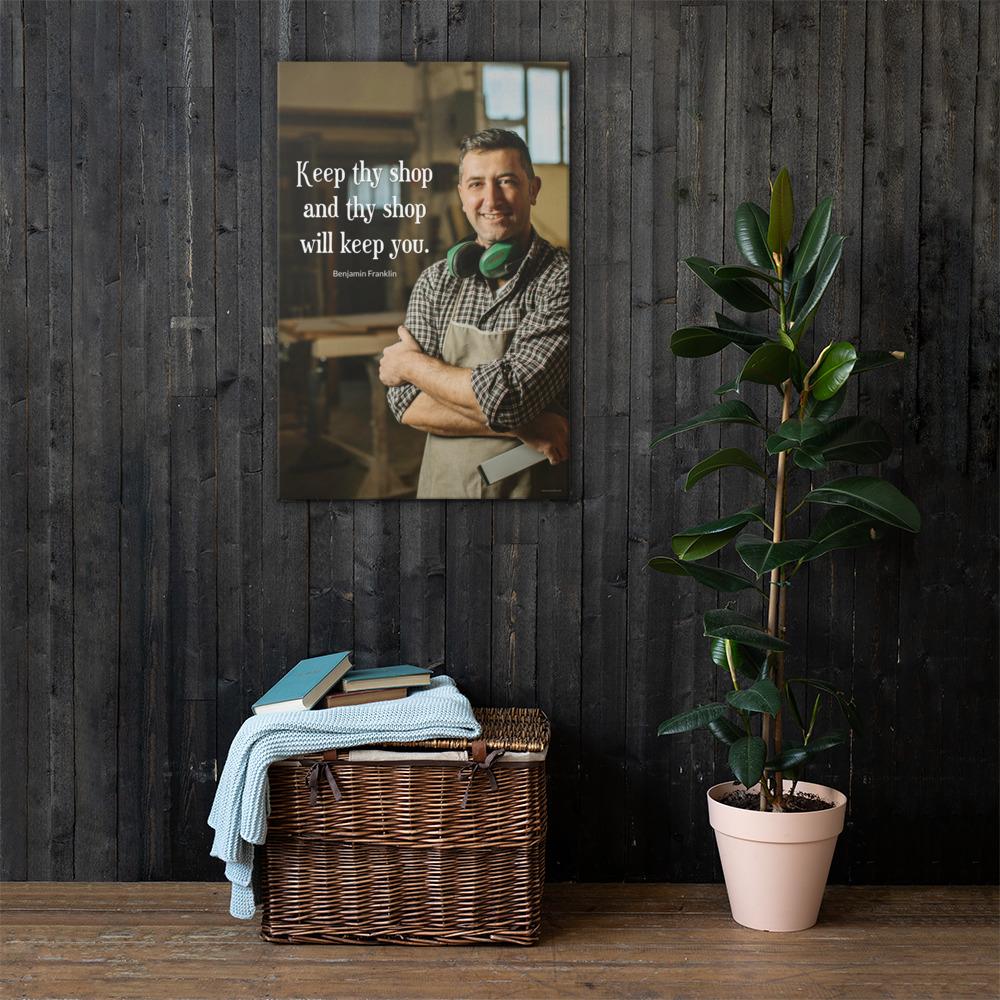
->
<box><xmin>340</xmin><ymin>665</ymin><xmax>433</xmax><ymax>693</ymax></box>
<box><xmin>252</xmin><ymin>651</ymin><xmax>353</xmax><ymax>714</ymax></box>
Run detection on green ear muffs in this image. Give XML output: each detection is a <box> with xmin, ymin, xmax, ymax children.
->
<box><xmin>446</xmin><ymin>239</ymin><xmax>523</xmax><ymax>280</ymax></box>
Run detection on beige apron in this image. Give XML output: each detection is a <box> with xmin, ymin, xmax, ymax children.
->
<box><xmin>417</xmin><ymin>320</ymin><xmax>541</xmax><ymax>500</ymax></box>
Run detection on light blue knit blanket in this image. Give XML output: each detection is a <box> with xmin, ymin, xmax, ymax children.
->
<box><xmin>208</xmin><ymin>675</ymin><xmax>480</xmax><ymax>918</ymax></box>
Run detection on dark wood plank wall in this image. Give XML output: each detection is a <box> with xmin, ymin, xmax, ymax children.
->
<box><xmin>0</xmin><ymin>0</ymin><xmax>996</xmax><ymax>884</ymax></box>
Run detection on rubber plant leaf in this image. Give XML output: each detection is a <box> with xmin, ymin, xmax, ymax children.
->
<box><xmin>652</xmin><ymin>401</ymin><xmax>762</xmax><ymax>447</ymax></box>
<box><xmin>811</xmin><ymin>341</ymin><xmax>858</xmax><ymax>400</ymax></box>
<box><xmin>737</xmin><ymin>343</ymin><xmax>795</xmax><ymax>389</ymax></box>
<box><xmin>853</xmin><ymin>350</ymin><xmax>905</xmax><ymax>374</ymax></box>
<box><xmin>734</xmin><ymin>201</ymin><xmax>773</xmax><ymax>269</ymax></box>
<box><xmin>708</xmin><ymin>717</ymin><xmax>744</xmax><ymax>746</ymax></box>
<box><xmin>726</xmin><ymin>677</ymin><xmax>782</xmax><ymax>716</ymax></box>
<box><xmin>729</xmin><ymin>736</ymin><xmax>767</xmax><ymax>788</ymax></box>
<box><xmin>766</xmin><ymin>745</ymin><xmax>811</xmax><ymax>771</ymax></box>
<box><xmin>670</xmin><ymin>324</ymin><xmax>770</xmax><ymax>358</ymax></box>
<box><xmin>703</xmin><ymin>609</ymin><xmax>790</xmax><ymax>651</ymax></box>
<box><xmin>804</xmin><ymin>475</ymin><xmax>921</xmax><ymax>532</ymax></box>
<box><xmin>801</xmin><ymin>508</ymin><xmax>878</xmax><ymax>563</ymax></box>
<box><xmin>790</xmin><ymin>197</ymin><xmax>833</xmax><ymax>284</ymax></box>
<box><xmin>788</xmin><ymin>677</ymin><xmax>864</xmax><ymax>734</ymax></box>
<box><xmin>671</xmin><ymin>504</ymin><xmax>767</xmax><ymax>561</ymax></box>
<box><xmin>767</xmin><ymin>167</ymin><xmax>794</xmax><ymax>254</ymax></box>
<box><xmin>710</xmin><ymin>637</ymin><xmax>766</xmax><ymax>680</ymax></box>
<box><xmin>792</xmin><ymin>446</ymin><xmax>827</xmax><ymax>471</ymax></box>
<box><xmin>684</xmin><ymin>447</ymin><xmax>768</xmax><ymax>491</ymax></box>
<box><xmin>735</xmin><ymin>537</ymin><xmax>816</xmax><ymax>577</ymax></box>
<box><xmin>713</xmin><ymin>264</ymin><xmax>780</xmax><ymax>286</ymax></box>
<box><xmin>793</xmin><ymin>233</ymin><xmax>845</xmax><ymax>320</ymax></box>
<box><xmin>648</xmin><ymin>556</ymin><xmax>761</xmax><ymax>595</ymax></box>
<box><xmin>657</xmin><ymin>703</ymin><xmax>728</xmax><ymax>736</ymax></box>
<box><xmin>766</xmin><ymin>416</ymin><xmax>827</xmax><ymax>455</ymax></box>
<box><xmin>684</xmin><ymin>257</ymin><xmax>773</xmax><ymax>313</ymax></box>
<box><xmin>815</xmin><ymin>416</ymin><xmax>892</xmax><ymax>464</ymax></box>
<box><xmin>804</xmin><ymin>386</ymin><xmax>847</xmax><ymax>422</ymax></box>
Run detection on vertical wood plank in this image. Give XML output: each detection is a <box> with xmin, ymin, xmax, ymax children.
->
<box><xmin>625</xmin><ymin>0</ymin><xmax>680</xmax><ymax>881</ymax></box>
<box><xmin>964</xmin><ymin>0</ymin><xmax>1000</xmax><ymax>881</ymax></box>
<box><xmin>163</xmin><ymin>0</ymin><xmax>217</xmax><ymax>883</ymax></box>
<box><xmin>260</xmin><ymin>1</ymin><xmax>310</xmax><ymax>697</ymax></box>
<box><xmin>578</xmin><ymin>0</ymin><xmax>631</xmax><ymax>881</ymax></box>
<box><xmin>536</xmin><ymin>0</ymin><xmax>585</xmax><ymax>881</ymax></box>
<box><xmin>0</xmin><ymin>0</ymin><xmax>28</xmax><ymax>881</ymax></box>
<box><xmin>118</xmin><ymin>0</ymin><xmax>172</xmax><ymax>880</ymax></box>
<box><xmin>70</xmin><ymin>0</ymin><xmax>120</xmax><ymax>882</ymax></box>
<box><xmin>442</xmin><ymin>0</ymin><xmax>494</xmax><ymax>705</ymax></box>
<box><xmin>168</xmin><ymin>396</ymin><xmax>217</xmax><ymax>878</ymax></box>
<box><xmin>213</xmin><ymin>1</ymin><xmax>266</xmax><ymax>760</ymax></box>
<box><xmin>899</xmin><ymin>0</ymin><xmax>996</xmax><ymax>880</ymax></box>
<box><xmin>969</xmin><ymin>0</ymin><xmax>999</xmax><ymax>489</ymax></box>
<box><xmin>667</xmin><ymin>0</ymin><xmax>728</xmax><ymax>881</ymax></box>
<box><xmin>853</xmin><ymin>0</ymin><xmax>921</xmax><ymax>883</ymax></box>
<box><xmin>23</xmin><ymin>0</ymin><xmax>74</xmax><ymax>881</ymax></box>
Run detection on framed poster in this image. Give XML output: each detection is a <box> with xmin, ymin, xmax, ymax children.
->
<box><xmin>278</xmin><ymin>61</ymin><xmax>570</xmax><ymax>500</ymax></box>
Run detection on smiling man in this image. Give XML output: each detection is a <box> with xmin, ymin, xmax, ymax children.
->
<box><xmin>380</xmin><ymin>128</ymin><xmax>570</xmax><ymax>499</ymax></box>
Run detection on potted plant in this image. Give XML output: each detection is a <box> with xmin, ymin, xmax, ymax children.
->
<box><xmin>652</xmin><ymin>168</ymin><xmax>920</xmax><ymax>932</ymax></box>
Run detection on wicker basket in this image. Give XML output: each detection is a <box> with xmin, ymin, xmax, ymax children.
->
<box><xmin>259</xmin><ymin>707</ymin><xmax>549</xmax><ymax>945</ymax></box>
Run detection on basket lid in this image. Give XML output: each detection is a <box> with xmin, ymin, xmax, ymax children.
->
<box><xmin>377</xmin><ymin>706</ymin><xmax>549</xmax><ymax>754</ymax></box>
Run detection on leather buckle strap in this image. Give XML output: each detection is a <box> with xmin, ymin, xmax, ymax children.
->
<box><xmin>306</xmin><ymin>760</ymin><xmax>343</xmax><ymax>806</ymax></box>
<box><xmin>461</xmin><ymin>748</ymin><xmax>505</xmax><ymax>809</ymax></box>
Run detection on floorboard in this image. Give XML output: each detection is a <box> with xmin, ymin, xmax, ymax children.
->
<box><xmin>1</xmin><ymin>883</ymin><xmax>997</xmax><ymax>999</ymax></box>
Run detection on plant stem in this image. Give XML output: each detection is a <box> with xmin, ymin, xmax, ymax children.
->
<box><xmin>724</xmin><ymin>640</ymin><xmax>740</xmax><ymax>691</ymax></box>
<box><xmin>763</xmin><ymin>378</ymin><xmax>795</xmax><ymax>810</ymax></box>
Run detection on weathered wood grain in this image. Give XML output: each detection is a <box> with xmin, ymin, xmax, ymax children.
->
<box><xmin>260</xmin><ymin>0</ymin><xmax>310</xmax><ymax>705</ymax></box>
<box><xmin>805</xmin><ymin>0</ymin><xmax>867</xmax><ymax>865</ymax></box>
<box><xmin>168</xmin><ymin>397</ymin><xmax>217</xmax><ymax>879</ymax></box>
<box><xmin>578</xmin><ymin>2</ymin><xmax>632</xmax><ymax>880</ymax></box>
<box><xmin>534</xmin><ymin>0</ymin><xmax>586</xmax><ymax>882</ymax></box>
<box><xmin>118</xmin><ymin>0</ymin><xmax>172</xmax><ymax>880</ymax></box>
<box><xmin>670</xmin><ymin>1</ymin><xmax>729</xmax><ymax>882</ymax></box>
<box><xmin>21</xmin><ymin>0</ymin><xmax>74</xmax><ymax>882</ymax></box>
<box><xmin>70</xmin><ymin>0</ymin><xmax>121</xmax><ymax>882</ymax></box>
<box><xmin>2</xmin><ymin>884</ymin><xmax>998</xmax><ymax>1000</ymax></box>
<box><xmin>898</xmin><ymin>0</ymin><xmax>998</xmax><ymax>881</ymax></box>
<box><xmin>0</xmin><ymin>0</ymin><xmax>28</xmax><ymax>883</ymax></box>
<box><xmin>0</xmin><ymin>0</ymin><xmax>996</xmax><ymax>886</ymax></box>
<box><xmin>852</xmin><ymin>0</ymin><xmax>922</xmax><ymax>885</ymax></box>
<box><xmin>624</xmin><ymin>0</ymin><xmax>680</xmax><ymax>882</ymax></box>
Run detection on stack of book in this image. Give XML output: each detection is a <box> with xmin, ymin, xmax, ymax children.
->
<box><xmin>251</xmin><ymin>650</ymin><xmax>433</xmax><ymax>715</ymax></box>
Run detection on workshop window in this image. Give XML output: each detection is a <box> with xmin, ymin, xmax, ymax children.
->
<box><xmin>482</xmin><ymin>64</ymin><xmax>569</xmax><ymax>166</ymax></box>
<box><xmin>348</xmin><ymin>168</ymin><xmax>401</xmax><ymax>209</ymax></box>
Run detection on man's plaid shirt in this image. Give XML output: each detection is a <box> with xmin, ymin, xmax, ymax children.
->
<box><xmin>386</xmin><ymin>232</ymin><xmax>570</xmax><ymax>432</ymax></box>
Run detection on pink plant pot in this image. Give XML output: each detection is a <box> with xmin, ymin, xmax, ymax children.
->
<box><xmin>707</xmin><ymin>779</ymin><xmax>847</xmax><ymax>932</ymax></box>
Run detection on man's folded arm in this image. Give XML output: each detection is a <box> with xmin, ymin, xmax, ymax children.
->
<box><xmin>400</xmin><ymin>392</ymin><xmax>514</xmax><ymax>438</ymax></box>
<box><xmin>470</xmin><ymin>270</ymin><xmax>570</xmax><ymax>431</ymax></box>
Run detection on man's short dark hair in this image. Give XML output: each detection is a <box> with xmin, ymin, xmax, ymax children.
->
<box><xmin>458</xmin><ymin>128</ymin><xmax>535</xmax><ymax>179</ymax></box>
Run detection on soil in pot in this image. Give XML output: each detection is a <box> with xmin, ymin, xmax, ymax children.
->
<box><xmin>720</xmin><ymin>789</ymin><xmax>834</xmax><ymax>812</ymax></box>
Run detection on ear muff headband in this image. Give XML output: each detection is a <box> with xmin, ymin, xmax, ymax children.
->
<box><xmin>446</xmin><ymin>239</ymin><xmax>523</xmax><ymax>280</ymax></box>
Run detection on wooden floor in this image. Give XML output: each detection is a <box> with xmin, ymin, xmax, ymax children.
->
<box><xmin>1</xmin><ymin>883</ymin><xmax>997</xmax><ymax>999</ymax></box>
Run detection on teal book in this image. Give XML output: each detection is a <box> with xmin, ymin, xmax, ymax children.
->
<box><xmin>252</xmin><ymin>650</ymin><xmax>353</xmax><ymax>714</ymax></box>
<box><xmin>341</xmin><ymin>664</ymin><xmax>433</xmax><ymax>693</ymax></box>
